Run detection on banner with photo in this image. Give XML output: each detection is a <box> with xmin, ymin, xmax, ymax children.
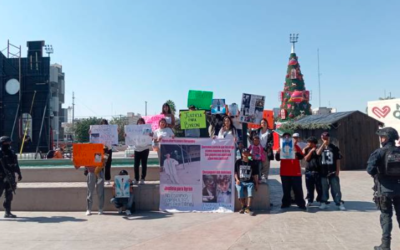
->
<box><xmin>89</xmin><ymin>125</ymin><xmax>118</xmax><ymax>148</ymax></box>
<box><xmin>159</xmin><ymin>138</ymin><xmax>235</xmax><ymax>213</ymax></box>
<box><xmin>124</xmin><ymin>124</ymin><xmax>152</xmax><ymax>147</ymax></box>
<box><xmin>239</xmin><ymin>93</ymin><xmax>265</xmax><ymax>124</ymax></box>
<box><xmin>211</xmin><ymin>99</ymin><xmax>226</xmax><ymax>114</ymax></box>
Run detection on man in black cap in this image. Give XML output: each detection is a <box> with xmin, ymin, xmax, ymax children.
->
<box><xmin>317</xmin><ymin>132</ymin><xmax>345</xmax><ymax>211</ymax></box>
<box><xmin>367</xmin><ymin>127</ymin><xmax>400</xmax><ymax>250</ymax></box>
<box><xmin>0</xmin><ymin>136</ymin><xmax>22</xmax><ymax>218</ymax></box>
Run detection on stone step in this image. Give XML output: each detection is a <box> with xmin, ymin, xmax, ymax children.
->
<box><xmin>0</xmin><ymin>182</ymin><xmax>270</xmax><ymax>212</ymax></box>
<box><xmin>20</xmin><ymin>166</ymin><xmax>160</xmax><ymax>182</ymax></box>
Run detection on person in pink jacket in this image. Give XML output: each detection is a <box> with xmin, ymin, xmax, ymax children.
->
<box><xmin>248</xmin><ymin>135</ymin><xmax>265</xmax><ymax>183</ymax></box>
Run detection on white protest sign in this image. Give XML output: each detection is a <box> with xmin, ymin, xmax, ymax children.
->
<box><xmin>114</xmin><ymin>175</ymin><xmax>131</xmax><ymax>198</ymax></box>
<box><xmin>90</xmin><ymin>125</ymin><xmax>118</xmax><ymax>148</ymax></box>
<box><xmin>239</xmin><ymin>93</ymin><xmax>265</xmax><ymax>124</ymax></box>
<box><xmin>124</xmin><ymin>124</ymin><xmax>152</xmax><ymax>148</ymax></box>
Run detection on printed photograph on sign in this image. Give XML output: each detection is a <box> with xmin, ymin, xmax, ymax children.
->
<box><xmin>89</xmin><ymin>125</ymin><xmax>118</xmax><ymax>147</ymax></box>
<box><xmin>216</xmin><ymin>174</ymin><xmax>232</xmax><ymax>204</ymax></box>
<box><xmin>160</xmin><ymin>144</ymin><xmax>201</xmax><ymax>185</ymax></box>
<box><xmin>239</xmin><ymin>93</ymin><xmax>265</xmax><ymax>123</ymax></box>
<box><xmin>228</xmin><ymin>103</ymin><xmax>239</xmax><ymax>117</ymax></box>
<box><xmin>94</xmin><ymin>153</ymin><xmax>102</xmax><ymax>163</ymax></box>
<box><xmin>211</xmin><ymin>99</ymin><xmax>226</xmax><ymax>114</ymax></box>
<box><xmin>202</xmin><ymin>175</ymin><xmax>217</xmax><ymax>203</ymax></box>
<box><xmin>280</xmin><ymin>137</ymin><xmax>295</xmax><ymax>159</ymax></box>
<box><xmin>90</xmin><ymin>133</ymin><xmax>101</xmax><ymax>143</ymax></box>
<box><xmin>114</xmin><ymin>175</ymin><xmax>131</xmax><ymax>198</ymax></box>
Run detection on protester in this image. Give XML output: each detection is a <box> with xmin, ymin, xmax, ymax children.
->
<box><xmin>217</xmin><ymin>116</ymin><xmax>238</xmax><ymax>142</ymax></box>
<box><xmin>248</xmin><ymin>135</ymin><xmax>265</xmax><ymax>183</ymax></box>
<box><xmin>317</xmin><ymin>132</ymin><xmax>345</xmax><ymax>210</ymax></box>
<box><xmin>98</xmin><ymin>119</ymin><xmax>113</xmax><ymax>185</ymax></box>
<box><xmin>235</xmin><ymin>149</ymin><xmax>258</xmax><ymax>215</ymax></box>
<box><xmin>110</xmin><ymin>170</ymin><xmax>135</xmax><ymax>216</ymax></box>
<box><xmin>303</xmin><ymin>136</ymin><xmax>322</xmax><ymax>207</ymax></box>
<box><xmin>153</xmin><ymin>118</ymin><xmax>175</xmax><ymax>165</ymax></box>
<box><xmin>249</xmin><ymin>118</ymin><xmax>274</xmax><ymax>182</ymax></box>
<box><xmin>208</xmin><ymin>114</ymin><xmax>224</xmax><ymax>138</ymax></box>
<box><xmin>133</xmin><ymin>118</ymin><xmax>151</xmax><ymax>185</ymax></box>
<box><xmin>275</xmin><ymin>133</ymin><xmax>306</xmax><ymax>209</ymax></box>
<box><xmin>161</xmin><ymin>103</ymin><xmax>175</xmax><ymax>129</ymax></box>
<box><xmin>0</xmin><ymin>136</ymin><xmax>22</xmax><ymax>218</ymax></box>
<box><xmin>217</xmin><ymin>175</ymin><xmax>232</xmax><ymax>203</ymax></box>
<box><xmin>184</xmin><ymin>105</ymin><xmax>201</xmax><ymax>138</ymax></box>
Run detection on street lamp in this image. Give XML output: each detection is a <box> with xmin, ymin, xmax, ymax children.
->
<box><xmin>44</xmin><ymin>45</ymin><xmax>54</xmax><ymax>58</ymax></box>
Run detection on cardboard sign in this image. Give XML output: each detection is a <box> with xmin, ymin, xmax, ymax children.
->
<box><xmin>73</xmin><ymin>143</ymin><xmax>104</xmax><ymax>167</ymax></box>
<box><xmin>180</xmin><ymin>110</ymin><xmax>207</xmax><ymax>129</ymax></box>
<box><xmin>211</xmin><ymin>99</ymin><xmax>226</xmax><ymax>114</ymax></box>
<box><xmin>89</xmin><ymin>125</ymin><xmax>118</xmax><ymax>148</ymax></box>
<box><xmin>239</xmin><ymin>93</ymin><xmax>265</xmax><ymax>124</ymax></box>
<box><xmin>187</xmin><ymin>90</ymin><xmax>213</xmax><ymax>110</ymax></box>
<box><xmin>280</xmin><ymin>137</ymin><xmax>295</xmax><ymax>159</ymax></box>
<box><xmin>143</xmin><ymin>114</ymin><xmax>165</xmax><ymax>131</ymax></box>
<box><xmin>248</xmin><ymin>110</ymin><xmax>274</xmax><ymax>129</ymax></box>
<box><xmin>125</xmin><ymin>124</ymin><xmax>152</xmax><ymax>147</ymax></box>
<box><xmin>114</xmin><ymin>175</ymin><xmax>131</xmax><ymax>198</ymax></box>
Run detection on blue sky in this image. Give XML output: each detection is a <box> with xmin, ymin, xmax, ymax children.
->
<box><xmin>1</xmin><ymin>0</ymin><xmax>399</xmax><ymax>119</ymax></box>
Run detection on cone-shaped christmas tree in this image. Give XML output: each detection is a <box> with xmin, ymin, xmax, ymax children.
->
<box><xmin>278</xmin><ymin>35</ymin><xmax>312</xmax><ymax>121</ymax></box>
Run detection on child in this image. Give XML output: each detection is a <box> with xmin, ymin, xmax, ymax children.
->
<box><xmin>110</xmin><ymin>170</ymin><xmax>135</xmax><ymax>216</ymax></box>
<box><xmin>216</xmin><ymin>175</ymin><xmax>232</xmax><ymax>203</ymax></box>
<box><xmin>235</xmin><ymin>149</ymin><xmax>259</xmax><ymax>215</ymax></box>
<box><xmin>84</xmin><ymin>166</ymin><xmax>105</xmax><ymax>216</ymax></box>
<box><xmin>303</xmin><ymin>136</ymin><xmax>322</xmax><ymax>207</ymax></box>
<box><xmin>248</xmin><ymin>135</ymin><xmax>266</xmax><ymax>183</ymax></box>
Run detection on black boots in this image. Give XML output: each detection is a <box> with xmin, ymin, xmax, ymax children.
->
<box><xmin>4</xmin><ymin>212</ymin><xmax>17</xmax><ymax>218</ymax></box>
<box><xmin>374</xmin><ymin>240</ymin><xmax>390</xmax><ymax>250</ymax></box>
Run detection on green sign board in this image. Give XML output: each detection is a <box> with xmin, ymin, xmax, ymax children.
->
<box><xmin>187</xmin><ymin>90</ymin><xmax>213</xmax><ymax>110</ymax></box>
<box><xmin>180</xmin><ymin>110</ymin><xmax>207</xmax><ymax>130</ymax></box>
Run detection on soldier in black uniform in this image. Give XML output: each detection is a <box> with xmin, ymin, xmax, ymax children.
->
<box><xmin>0</xmin><ymin>136</ymin><xmax>22</xmax><ymax>218</ymax></box>
<box><xmin>367</xmin><ymin>127</ymin><xmax>400</xmax><ymax>250</ymax></box>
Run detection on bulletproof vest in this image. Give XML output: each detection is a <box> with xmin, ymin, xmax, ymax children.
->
<box><xmin>383</xmin><ymin>147</ymin><xmax>400</xmax><ymax>177</ymax></box>
<box><xmin>0</xmin><ymin>150</ymin><xmax>18</xmax><ymax>171</ymax></box>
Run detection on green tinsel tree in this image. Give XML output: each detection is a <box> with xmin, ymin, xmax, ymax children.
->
<box><xmin>278</xmin><ymin>45</ymin><xmax>312</xmax><ymax>121</ymax></box>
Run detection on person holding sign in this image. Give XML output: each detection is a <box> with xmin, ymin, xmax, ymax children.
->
<box><xmin>275</xmin><ymin>133</ymin><xmax>306</xmax><ymax>210</ymax></box>
<box><xmin>110</xmin><ymin>170</ymin><xmax>135</xmax><ymax>216</ymax></box>
<box><xmin>184</xmin><ymin>105</ymin><xmax>201</xmax><ymax>138</ymax></box>
<box><xmin>153</xmin><ymin>118</ymin><xmax>175</xmax><ymax>166</ymax></box>
<box><xmin>216</xmin><ymin>116</ymin><xmax>238</xmax><ymax>142</ymax></box>
<box><xmin>133</xmin><ymin>118</ymin><xmax>152</xmax><ymax>185</ymax></box>
<box><xmin>161</xmin><ymin>103</ymin><xmax>175</xmax><ymax>129</ymax></box>
<box><xmin>235</xmin><ymin>149</ymin><xmax>259</xmax><ymax>215</ymax></box>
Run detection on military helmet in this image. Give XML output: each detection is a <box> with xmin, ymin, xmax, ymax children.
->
<box><xmin>376</xmin><ymin>127</ymin><xmax>399</xmax><ymax>141</ymax></box>
<box><xmin>0</xmin><ymin>136</ymin><xmax>11</xmax><ymax>144</ymax></box>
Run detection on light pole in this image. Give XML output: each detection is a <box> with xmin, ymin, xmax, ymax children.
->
<box><xmin>289</xmin><ymin>33</ymin><xmax>299</xmax><ymax>53</ymax></box>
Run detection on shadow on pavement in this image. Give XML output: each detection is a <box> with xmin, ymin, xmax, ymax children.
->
<box><xmin>6</xmin><ymin>216</ymin><xmax>87</xmax><ymax>223</ymax></box>
<box><xmin>122</xmin><ymin>211</ymin><xmax>174</xmax><ymax>221</ymax></box>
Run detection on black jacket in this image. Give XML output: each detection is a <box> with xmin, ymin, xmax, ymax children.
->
<box><xmin>367</xmin><ymin>141</ymin><xmax>400</xmax><ymax>195</ymax></box>
<box><xmin>0</xmin><ymin>148</ymin><xmax>21</xmax><ymax>177</ymax></box>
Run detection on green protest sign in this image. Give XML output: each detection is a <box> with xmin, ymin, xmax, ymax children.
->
<box><xmin>180</xmin><ymin>110</ymin><xmax>207</xmax><ymax>130</ymax></box>
<box><xmin>187</xmin><ymin>90</ymin><xmax>213</xmax><ymax>110</ymax></box>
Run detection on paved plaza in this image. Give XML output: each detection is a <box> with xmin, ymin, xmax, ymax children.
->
<box><xmin>1</xmin><ymin>163</ymin><xmax>399</xmax><ymax>250</ymax></box>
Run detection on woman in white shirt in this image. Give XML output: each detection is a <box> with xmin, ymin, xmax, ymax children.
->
<box><xmin>161</xmin><ymin>103</ymin><xmax>175</xmax><ymax>129</ymax></box>
<box><xmin>153</xmin><ymin>118</ymin><xmax>175</xmax><ymax>169</ymax></box>
<box><xmin>217</xmin><ymin>116</ymin><xmax>238</xmax><ymax>142</ymax></box>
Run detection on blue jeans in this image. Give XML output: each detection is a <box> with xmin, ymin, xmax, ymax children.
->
<box><xmin>236</xmin><ymin>182</ymin><xmax>254</xmax><ymax>198</ymax></box>
<box><xmin>321</xmin><ymin>175</ymin><xmax>342</xmax><ymax>205</ymax></box>
<box><xmin>305</xmin><ymin>171</ymin><xmax>322</xmax><ymax>203</ymax></box>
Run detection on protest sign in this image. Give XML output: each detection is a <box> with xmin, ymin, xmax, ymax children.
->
<box><xmin>73</xmin><ymin>143</ymin><xmax>104</xmax><ymax>167</ymax></box>
<box><xmin>280</xmin><ymin>137</ymin><xmax>295</xmax><ymax>159</ymax></box>
<box><xmin>239</xmin><ymin>93</ymin><xmax>265</xmax><ymax>124</ymax></box>
<box><xmin>187</xmin><ymin>90</ymin><xmax>213</xmax><ymax>110</ymax></box>
<box><xmin>368</xmin><ymin>99</ymin><xmax>400</xmax><ymax>144</ymax></box>
<box><xmin>125</xmin><ymin>124</ymin><xmax>152</xmax><ymax>147</ymax></box>
<box><xmin>248</xmin><ymin>110</ymin><xmax>274</xmax><ymax>129</ymax></box>
<box><xmin>180</xmin><ymin>110</ymin><xmax>206</xmax><ymax>130</ymax></box>
<box><xmin>114</xmin><ymin>175</ymin><xmax>131</xmax><ymax>198</ymax></box>
<box><xmin>211</xmin><ymin>99</ymin><xmax>226</xmax><ymax>114</ymax></box>
<box><xmin>160</xmin><ymin>138</ymin><xmax>235</xmax><ymax>213</ymax></box>
<box><xmin>89</xmin><ymin>125</ymin><xmax>118</xmax><ymax>148</ymax></box>
<box><xmin>228</xmin><ymin>103</ymin><xmax>239</xmax><ymax>117</ymax></box>
<box><xmin>143</xmin><ymin>114</ymin><xmax>165</xmax><ymax>131</ymax></box>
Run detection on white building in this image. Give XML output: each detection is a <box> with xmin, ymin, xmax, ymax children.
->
<box><xmin>49</xmin><ymin>63</ymin><xmax>67</xmax><ymax>143</ymax></box>
<box><xmin>312</xmin><ymin>107</ymin><xmax>337</xmax><ymax>115</ymax></box>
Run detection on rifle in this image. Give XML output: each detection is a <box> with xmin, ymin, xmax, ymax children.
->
<box><xmin>0</xmin><ymin>157</ymin><xmax>16</xmax><ymax>194</ymax></box>
<box><xmin>373</xmin><ymin>175</ymin><xmax>388</xmax><ymax>210</ymax></box>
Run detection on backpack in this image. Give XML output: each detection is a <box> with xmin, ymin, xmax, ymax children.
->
<box><xmin>384</xmin><ymin>147</ymin><xmax>400</xmax><ymax>177</ymax></box>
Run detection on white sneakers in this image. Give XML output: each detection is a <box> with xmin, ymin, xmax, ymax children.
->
<box><xmin>98</xmin><ymin>209</ymin><xmax>104</xmax><ymax>215</ymax></box>
<box><xmin>132</xmin><ymin>180</ymin><xmax>138</xmax><ymax>185</ymax></box>
<box><xmin>126</xmin><ymin>210</ymin><xmax>132</xmax><ymax>216</ymax></box>
<box><xmin>319</xmin><ymin>203</ymin><xmax>327</xmax><ymax>210</ymax></box>
<box><xmin>139</xmin><ymin>179</ymin><xmax>145</xmax><ymax>185</ymax></box>
<box><xmin>319</xmin><ymin>202</ymin><xmax>346</xmax><ymax>211</ymax></box>
<box><xmin>338</xmin><ymin>203</ymin><xmax>346</xmax><ymax>211</ymax></box>
<box><xmin>86</xmin><ymin>210</ymin><xmax>92</xmax><ymax>216</ymax></box>
<box><xmin>118</xmin><ymin>208</ymin><xmax>124</xmax><ymax>214</ymax></box>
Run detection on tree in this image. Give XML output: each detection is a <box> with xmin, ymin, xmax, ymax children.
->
<box><xmin>165</xmin><ymin>100</ymin><xmax>176</xmax><ymax>114</ymax></box>
<box><xmin>73</xmin><ymin>117</ymin><xmax>103</xmax><ymax>142</ymax></box>
<box><xmin>110</xmin><ymin>116</ymin><xmax>129</xmax><ymax>142</ymax></box>
<box><xmin>278</xmin><ymin>47</ymin><xmax>312</xmax><ymax>122</ymax></box>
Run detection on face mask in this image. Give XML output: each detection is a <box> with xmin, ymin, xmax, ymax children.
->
<box><xmin>1</xmin><ymin>144</ymin><xmax>11</xmax><ymax>151</ymax></box>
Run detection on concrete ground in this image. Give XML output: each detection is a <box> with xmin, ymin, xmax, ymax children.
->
<box><xmin>1</xmin><ymin>163</ymin><xmax>399</xmax><ymax>250</ymax></box>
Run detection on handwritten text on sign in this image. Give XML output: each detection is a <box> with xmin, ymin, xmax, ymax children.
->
<box><xmin>125</xmin><ymin>124</ymin><xmax>152</xmax><ymax>147</ymax></box>
<box><xmin>163</xmin><ymin>193</ymin><xmax>194</xmax><ymax>207</ymax></box>
<box><xmin>89</xmin><ymin>125</ymin><xmax>118</xmax><ymax>148</ymax></box>
<box><xmin>180</xmin><ymin>110</ymin><xmax>206</xmax><ymax>130</ymax></box>
<box><xmin>73</xmin><ymin>143</ymin><xmax>104</xmax><ymax>167</ymax></box>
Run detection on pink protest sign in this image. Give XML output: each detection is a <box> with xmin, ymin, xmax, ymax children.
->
<box><xmin>143</xmin><ymin>115</ymin><xmax>165</xmax><ymax>131</ymax></box>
